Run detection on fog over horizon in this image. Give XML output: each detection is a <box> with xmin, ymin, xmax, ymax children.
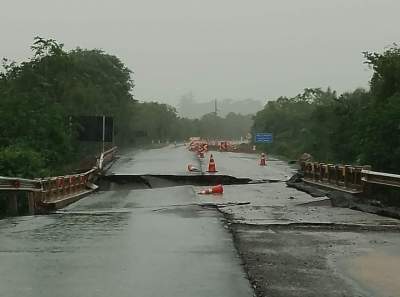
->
<box><xmin>177</xmin><ymin>94</ymin><xmax>263</xmax><ymax>118</ymax></box>
<box><xmin>1</xmin><ymin>0</ymin><xmax>400</xmax><ymax>106</ymax></box>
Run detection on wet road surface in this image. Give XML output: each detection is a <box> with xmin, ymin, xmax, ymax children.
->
<box><xmin>233</xmin><ymin>224</ymin><xmax>400</xmax><ymax>297</ymax></box>
<box><xmin>1</xmin><ymin>145</ymin><xmax>400</xmax><ymax>297</ymax></box>
<box><xmin>108</xmin><ymin>145</ymin><xmax>201</xmax><ymax>176</ymax></box>
<box><xmin>200</xmin><ymin>151</ymin><xmax>293</xmax><ymax>181</ymax></box>
<box><xmin>0</xmin><ymin>186</ymin><xmax>253</xmax><ymax>297</ymax></box>
<box><xmin>109</xmin><ymin>145</ymin><xmax>292</xmax><ymax>182</ymax></box>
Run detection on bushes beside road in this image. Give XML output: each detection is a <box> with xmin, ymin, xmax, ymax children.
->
<box><xmin>6</xmin><ymin>37</ymin><xmax>398</xmax><ymax>178</ymax></box>
<box><xmin>253</xmin><ymin>46</ymin><xmax>400</xmax><ymax>174</ymax></box>
<box><xmin>0</xmin><ymin>37</ymin><xmax>135</xmax><ymax>177</ymax></box>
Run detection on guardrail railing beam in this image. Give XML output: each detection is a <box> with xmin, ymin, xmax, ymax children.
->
<box><xmin>0</xmin><ymin>146</ymin><xmax>118</xmax><ymax>216</ymax></box>
<box><xmin>300</xmin><ymin>161</ymin><xmax>400</xmax><ymax>194</ymax></box>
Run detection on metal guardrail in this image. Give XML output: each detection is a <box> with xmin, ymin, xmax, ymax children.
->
<box><xmin>361</xmin><ymin>170</ymin><xmax>400</xmax><ymax>188</ymax></box>
<box><xmin>98</xmin><ymin>147</ymin><xmax>118</xmax><ymax>170</ymax></box>
<box><xmin>0</xmin><ymin>176</ymin><xmax>41</xmax><ymax>191</ymax></box>
<box><xmin>300</xmin><ymin>162</ymin><xmax>370</xmax><ymax>192</ymax></box>
<box><xmin>300</xmin><ymin>161</ymin><xmax>400</xmax><ymax>192</ymax></box>
<box><xmin>0</xmin><ymin>146</ymin><xmax>118</xmax><ymax>215</ymax></box>
<box><xmin>38</xmin><ymin>168</ymin><xmax>97</xmax><ymax>203</ymax></box>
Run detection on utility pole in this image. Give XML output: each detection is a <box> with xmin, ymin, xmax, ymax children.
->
<box><xmin>102</xmin><ymin>115</ymin><xmax>106</xmax><ymax>154</ymax></box>
<box><xmin>214</xmin><ymin>99</ymin><xmax>218</xmax><ymax>140</ymax></box>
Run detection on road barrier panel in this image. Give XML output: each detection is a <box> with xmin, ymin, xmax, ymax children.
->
<box><xmin>300</xmin><ymin>161</ymin><xmax>400</xmax><ymax>194</ymax></box>
<box><xmin>361</xmin><ymin>170</ymin><xmax>400</xmax><ymax>188</ymax></box>
<box><xmin>0</xmin><ymin>146</ymin><xmax>118</xmax><ymax>216</ymax></box>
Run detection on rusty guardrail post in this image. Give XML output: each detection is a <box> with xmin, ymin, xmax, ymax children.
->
<box><xmin>318</xmin><ymin>163</ymin><xmax>322</xmax><ymax>182</ymax></box>
<box><xmin>344</xmin><ymin>165</ymin><xmax>351</xmax><ymax>188</ymax></box>
<box><xmin>352</xmin><ymin>166</ymin><xmax>362</xmax><ymax>190</ymax></box>
<box><xmin>303</xmin><ymin>162</ymin><xmax>308</xmax><ymax>178</ymax></box>
<box><xmin>334</xmin><ymin>165</ymin><xmax>339</xmax><ymax>186</ymax></box>
<box><xmin>312</xmin><ymin>163</ymin><xmax>316</xmax><ymax>181</ymax></box>
<box><xmin>41</xmin><ymin>179</ymin><xmax>48</xmax><ymax>202</ymax></box>
<box><xmin>7</xmin><ymin>193</ymin><xmax>19</xmax><ymax>216</ymax></box>
<box><xmin>327</xmin><ymin>164</ymin><xmax>333</xmax><ymax>184</ymax></box>
<box><xmin>361</xmin><ymin>165</ymin><xmax>372</xmax><ymax>194</ymax></box>
<box><xmin>300</xmin><ymin>161</ymin><xmax>306</xmax><ymax>174</ymax></box>
<box><xmin>27</xmin><ymin>192</ymin><xmax>35</xmax><ymax>215</ymax></box>
<box><xmin>353</xmin><ymin>166</ymin><xmax>358</xmax><ymax>189</ymax></box>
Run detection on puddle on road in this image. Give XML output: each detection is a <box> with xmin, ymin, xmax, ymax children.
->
<box><xmin>346</xmin><ymin>251</ymin><xmax>400</xmax><ymax>297</ymax></box>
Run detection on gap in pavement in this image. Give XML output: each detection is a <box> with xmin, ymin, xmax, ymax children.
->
<box><xmin>98</xmin><ymin>174</ymin><xmax>283</xmax><ymax>190</ymax></box>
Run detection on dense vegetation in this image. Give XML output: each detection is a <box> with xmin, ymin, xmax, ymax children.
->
<box><xmin>2</xmin><ymin>37</ymin><xmax>399</xmax><ymax>177</ymax></box>
<box><xmin>253</xmin><ymin>46</ymin><xmax>400</xmax><ymax>173</ymax></box>
<box><xmin>0</xmin><ymin>38</ymin><xmax>253</xmax><ymax>178</ymax></box>
<box><xmin>0</xmin><ymin>38</ymin><xmax>135</xmax><ymax>177</ymax></box>
<box><xmin>131</xmin><ymin>103</ymin><xmax>253</xmax><ymax>144</ymax></box>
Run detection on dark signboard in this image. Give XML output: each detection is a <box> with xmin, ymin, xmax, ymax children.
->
<box><xmin>72</xmin><ymin>116</ymin><xmax>113</xmax><ymax>142</ymax></box>
<box><xmin>133</xmin><ymin>130</ymin><xmax>147</xmax><ymax>137</ymax></box>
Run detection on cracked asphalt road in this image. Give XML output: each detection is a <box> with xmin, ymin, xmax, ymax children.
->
<box><xmin>1</xmin><ymin>145</ymin><xmax>399</xmax><ymax>297</ymax></box>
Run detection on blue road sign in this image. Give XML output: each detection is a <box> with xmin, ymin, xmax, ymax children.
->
<box><xmin>255</xmin><ymin>133</ymin><xmax>273</xmax><ymax>143</ymax></box>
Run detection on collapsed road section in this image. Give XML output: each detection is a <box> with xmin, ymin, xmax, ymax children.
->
<box><xmin>194</xmin><ymin>181</ymin><xmax>400</xmax><ymax>297</ymax></box>
<box><xmin>98</xmin><ymin>173</ymin><xmax>283</xmax><ymax>190</ymax></box>
<box><xmin>1</xmin><ymin>145</ymin><xmax>399</xmax><ymax>297</ymax></box>
<box><xmin>104</xmin><ymin>145</ymin><xmax>400</xmax><ymax>297</ymax></box>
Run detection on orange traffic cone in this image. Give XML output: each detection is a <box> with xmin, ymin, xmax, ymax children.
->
<box><xmin>198</xmin><ymin>184</ymin><xmax>224</xmax><ymax>195</ymax></box>
<box><xmin>188</xmin><ymin>164</ymin><xmax>200</xmax><ymax>172</ymax></box>
<box><xmin>207</xmin><ymin>154</ymin><xmax>217</xmax><ymax>173</ymax></box>
<box><xmin>260</xmin><ymin>153</ymin><xmax>267</xmax><ymax>166</ymax></box>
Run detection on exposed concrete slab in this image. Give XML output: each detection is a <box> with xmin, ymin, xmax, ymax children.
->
<box><xmin>195</xmin><ymin>183</ymin><xmax>400</xmax><ymax>227</ymax></box>
<box><xmin>2</xmin><ymin>145</ymin><xmax>400</xmax><ymax>297</ymax></box>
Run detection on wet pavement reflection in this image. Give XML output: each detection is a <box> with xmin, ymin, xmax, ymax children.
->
<box><xmin>0</xmin><ymin>186</ymin><xmax>253</xmax><ymax>297</ymax></box>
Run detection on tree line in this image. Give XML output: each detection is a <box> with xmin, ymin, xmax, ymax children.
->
<box><xmin>2</xmin><ymin>37</ymin><xmax>397</xmax><ymax>177</ymax></box>
<box><xmin>132</xmin><ymin>103</ymin><xmax>252</xmax><ymax>144</ymax></box>
<box><xmin>0</xmin><ymin>37</ymin><xmax>253</xmax><ymax>178</ymax></box>
<box><xmin>252</xmin><ymin>46</ymin><xmax>400</xmax><ymax>173</ymax></box>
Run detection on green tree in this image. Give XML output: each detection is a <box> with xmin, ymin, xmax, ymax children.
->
<box><xmin>0</xmin><ymin>37</ymin><xmax>136</xmax><ymax>176</ymax></box>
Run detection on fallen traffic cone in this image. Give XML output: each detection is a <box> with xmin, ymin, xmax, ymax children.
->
<box><xmin>260</xmin><ymin>153</ymin><xmax>267</xmax><ymax>166</ymax></box>
<box><xmin>188</xmin><ymin>164</ymin><xmax>200</xmax><ymax>172</ymax></box>
<box><xmin>198</xmin><ymin>184</ymin><xmax>224</xmax><ymax>195</ymax></box>
<box><xmin>207</xmin><ymin>154</ymin><xmax>217</xmax><ymax>173</ymax></box>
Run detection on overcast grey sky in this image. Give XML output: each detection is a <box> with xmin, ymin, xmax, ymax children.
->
<box><xmin>1</xmin><ymin>0</ymin><xmax>399</xmax><ymax>105</ymax></box>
